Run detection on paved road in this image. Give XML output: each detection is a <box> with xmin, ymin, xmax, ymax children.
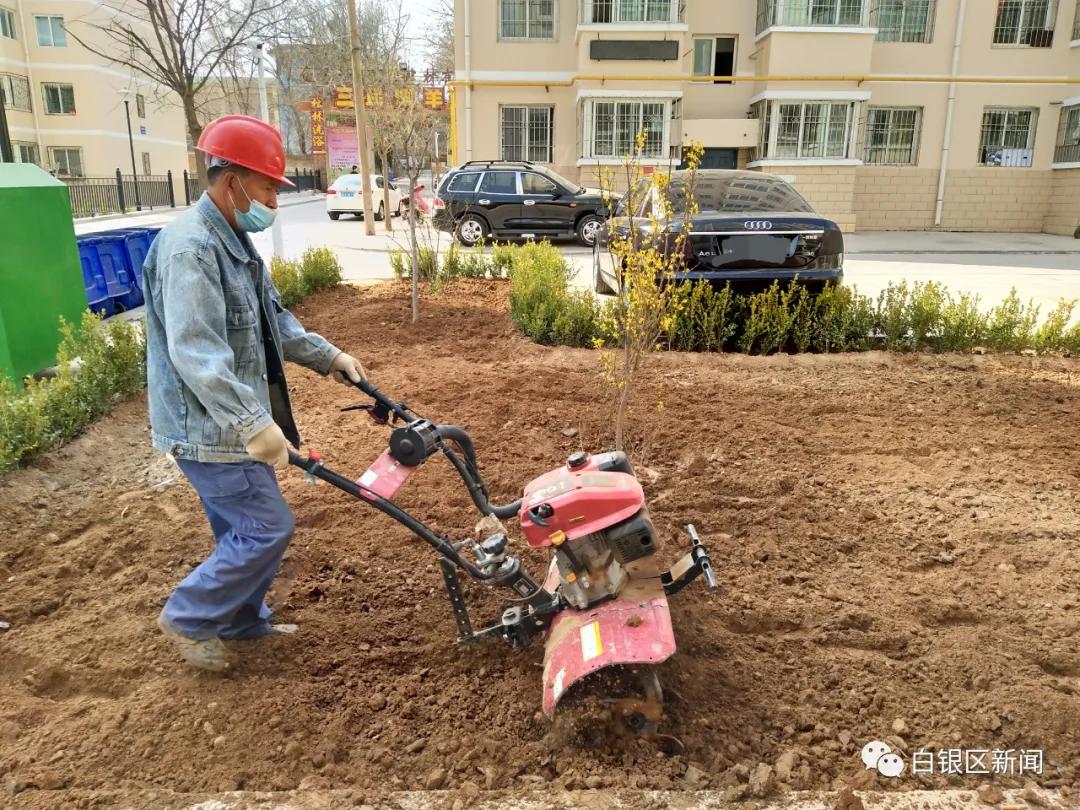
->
<box><xmin>76</xmin><ymin>195</ymin><xmax>1080</xmax><ymax>313</ymax></box>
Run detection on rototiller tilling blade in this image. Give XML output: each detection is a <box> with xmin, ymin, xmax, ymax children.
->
<box><xmin>290</xmin><ymin>379</ymin><xmax>716</xmax><ymax>749</ymax></box>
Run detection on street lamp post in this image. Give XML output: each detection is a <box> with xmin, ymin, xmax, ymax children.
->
<box><xmin>122</xmin><ymin>98</ymin><xmax>142</xmax><ymax>211</ymax></box>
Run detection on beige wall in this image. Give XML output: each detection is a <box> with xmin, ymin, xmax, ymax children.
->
<box><xmin>453</xmin><ymin>0</ymin><xmax>1080</xmax><ymax>235</ymax></box>
<box><xmin>2</xmin><ymin>0</ymin><xmax>189</xmax><ymax>182</ymax></box>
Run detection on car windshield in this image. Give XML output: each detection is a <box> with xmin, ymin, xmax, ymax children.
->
<box><xmin>620</xmin><ymin>175</ymin><xmax>814</xmax><ymax>216</ymax></box>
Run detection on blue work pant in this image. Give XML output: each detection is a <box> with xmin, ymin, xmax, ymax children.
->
<box><xmin>162</xmin><ymin>460</ymin><xmax>294</xmax><ymax>640</ymax></box>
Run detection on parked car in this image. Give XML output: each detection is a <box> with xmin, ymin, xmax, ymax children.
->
<box><xmin>594</xmin><ymin>170</ymin><xmax>843</xmax><ymax>295</ymax></box>
<box><xmin>326</xmin><ymin>174</ymin><xmax>404</xmax><ymax>221</ymax></box>
<box><xmin>432</xmin><ymin>161</ymin><xmax>611</xmax><ymax>247</ymax></box>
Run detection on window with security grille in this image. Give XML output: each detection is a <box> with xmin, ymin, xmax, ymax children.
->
<box><xmin>993</xmin><ymin>0</ymin><xmax>1057</xmax><ymax>45</ymax></box>
<box><xmin>864</xmin><ymin>107</ymin><xmax>921</xmax><ymax>164</ymax></box>
<box><xmin>48</xmin><ymin>147</ymin><xmax>83</xmax><ymax>177</ymax></box>
<box><xmin>874</xmin><ymin>0</ymin><xmax>935</xmax><ymax>41</ymax></box>
<box><xmin>586</xmin><ymin>0</ymin><xmax>675</xmax><ymax>23</ymax></box>
<box><xmin>501</xmin><ymin>106</ymin><xmax>554</xmax><ymax>162</ymax></box>
<box><xmin>1</xmin><ymin>73</ymin><xmax>31</xmax><ymax>110</ymax></box>
<box><xmin>14</xmin><ymin>141</ymin><xmax>39</xmax><ymax>165</ymax></box>
<box><xmin>35</xmin><ymin>15</ymin><xmax>65</xmax><ymax>46</ymax></box>
<box><xmin>978</xmin><ymin>108</ymin><xmax>1037</xmax><ymax>166</ymax></box>
<box><xmin>586</xmin><ymin>100</ymin><xmax>667</xmax><ymax>158</ymax></box>
<box><xmin>500</xmin><ymin>0</ymin><xmax>555</xmax><ymax>38</ymax></box>
<box><xmin>757</xmin><ymin>100</ymin><xmax>854</xmax><ymax>159</ymax></box>
<box><xmin>42</xmin><ymin>82</ymin><xmax>75</xmax><ymax>114</ymax></box>
<box><xmin>1</xmin><ymin>7</ymin><xmax>16</xmax><ymax>39</ymax></box>
<box><xmin>756</xmin><ymin>0</ymin><xmax>867</xmax><ymax>31</ymax></box>
<box><xmin>1054</xmin><ymin>106</ymin><xmax>1080</xmax><ymax>163</ymax></box>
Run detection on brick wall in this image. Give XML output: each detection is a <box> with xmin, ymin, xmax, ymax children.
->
<box><xmin>854</xmin><ymin>168</ymin><xmax>938</xmax><ymax>230</ymax></box>
<box><xmin>760</xmin><ymin>165</ymin><xmax>858</xmax><ymax>232</ymax></box>
<box><xmin>1044</xmin><ymin>169</ymin><xmax>1080</xmax><ymax>237</ymax></box>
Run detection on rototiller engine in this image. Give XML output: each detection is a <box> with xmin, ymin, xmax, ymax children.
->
<box><xmin>290</xmin><ymin>380</ymin><xmax>716</xmax><ymax>750</ymax></box>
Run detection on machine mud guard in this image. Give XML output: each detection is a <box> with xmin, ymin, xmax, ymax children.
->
<box><xmin>541</xmin><ymin>592</ymin><xmax>676</xmax><ymax>717</ymax></box>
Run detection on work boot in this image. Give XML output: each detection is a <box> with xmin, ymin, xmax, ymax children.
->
<box><xmin>157</xmin><ymin>610</ymin><xmax>235</xmax><ymax>672</ymax></box>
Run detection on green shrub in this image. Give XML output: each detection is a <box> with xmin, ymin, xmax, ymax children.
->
<box><xmin>938</xmin><ymin>292</ymin><xmax>987</xmax><ymax>352</ymax></box>
<box><xmin>986</xmin><ymin>289</ymin><xmax>1039</xmax><ymax>352</ymax></box>
<box><xmin>1</xmin><ymin>312</ymin><xmax>146</xmax><ymax>475</ymax></box>
<box><xmin>508</xmin><ymin>241</ymin><xmax>598</xmax><ymax>347</ymax></box>
<box><xmin>490</xmin><ymin>244</ymin><xmax>516</xmax><ymax>279</ymax></box>
<box><xmin>299</xmin><ymin>247</ymin><xmax>343</xmax><ymax>294</ymax></box>
<box><xmin>1034</xmin><ymin>299</ymin><xmax>1075</xmax><ymax>353</ymax></box>
<box><xmin>270</xmin><ymin>256</ymin><xmax>305</xmax><ymax>309</ymax></box>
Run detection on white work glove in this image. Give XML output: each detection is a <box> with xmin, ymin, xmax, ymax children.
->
<box><xmin>329</xmin><ymin>351</ymin><xmax>366</xmax><ymax>385</ymax></box>
<box><xmin>245</xmin><ymin>423</ymin><xmax>290</xmax><ymax>468</ymax></box>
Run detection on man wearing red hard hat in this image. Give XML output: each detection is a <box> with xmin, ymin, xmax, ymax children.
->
<box><xmin>142</xmin><ymin>115</ymin><xmax>366</xmax><ymax>671</ymax></box>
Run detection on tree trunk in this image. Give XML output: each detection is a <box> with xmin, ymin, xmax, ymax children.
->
<box><xmin>183</xmin><ymin>91</ymin><xmax>208</xmax><ymax>188</ymax></box>
<box><xmin>382</xmin><ymin>147</ymin><xmax>393</xmax><ymax>233</ymax></box>
<box><xmin>408</xmin><ymin>172</ymin><xmax>420</xmax><ymax>323</ymax></box>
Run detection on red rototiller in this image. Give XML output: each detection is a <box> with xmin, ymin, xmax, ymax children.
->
<box><xmin>289</xmin><ymin>380</ymin><xmax>715</xmax><ymax>751</ymax></box>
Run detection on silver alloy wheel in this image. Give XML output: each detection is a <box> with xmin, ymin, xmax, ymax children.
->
<box><xmin>581</xmin><ymin>217</ymin><xmax>602</xmax><ymax>245</ymax></box>
<box><xmin>459</xmin><ymin>218</ymin><xmax>484</xmax><ymax>244</ymax></box>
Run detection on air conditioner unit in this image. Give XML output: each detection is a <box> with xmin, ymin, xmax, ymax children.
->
<box><xmin>1027</xmin><ymin>29</ymin><xmax>1054</xmax><ymax>47</ymax></box>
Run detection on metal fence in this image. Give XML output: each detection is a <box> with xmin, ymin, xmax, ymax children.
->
<box><xmin>183</xmin><ymin>167</ymin><xmax>322</xmax><ymax>205</ymax></box>
<box><xmin>65</xmin><ymin>170</ymin><xmax>177</xmax><ymax>218</ymax></box>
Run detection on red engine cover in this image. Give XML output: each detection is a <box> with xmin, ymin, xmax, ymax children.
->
<box><xmin>519</xmin><ymin>458</ymin><xmax>644</xmax><ymax>548</ymax></box>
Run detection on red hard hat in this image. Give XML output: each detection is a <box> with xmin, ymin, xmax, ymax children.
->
<box><xmin>196</xmin><ymin>114</ymin><xmax>294</xmax><ymax>187</ymax></box>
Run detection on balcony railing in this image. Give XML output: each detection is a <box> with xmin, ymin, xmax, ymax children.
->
<box><xmin>757</xmin><ymin>0</ymin><xmax>869</xmax><ymax>33</ymax></box>
<box><xmin>580</xmin><ymin>0</ymin><xmax>685</xmax><ymax>25</ymax></box>
<box><xmin>1054</xmin><ymin>143</ymin><xmax>1080</xmax><ymax>163</ymax></box>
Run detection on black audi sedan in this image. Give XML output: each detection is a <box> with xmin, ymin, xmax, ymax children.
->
<box><xmin>593</xmin><ymin>170</ymin><xmax>843</xmax><ymax>295</ymax></box>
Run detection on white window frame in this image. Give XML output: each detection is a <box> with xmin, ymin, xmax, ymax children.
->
<box><xmin>757</xmin><ymin>0</ymin><xmax>870</xmax><ymax>32</ymax></box>
<box><xmin>0</xmin><ymin>6</ymin><xmax>16</xmax><ymax>39</ymax></box>
<box><xmin>692</xmin><ymin>35</ymin><xmax>737</xmax><ymax>81</ymax></box>
<box><xmin>863</xmin><ymin>106</ymin><xmax>922</xmax><ymax>165</ymax></box>
<box><xmin>1073</xmin><ymin>0</ymin><xmax>1080</xmax><ymax>39</ymax></box>
<box><xmin>992</xmin><ymin>0</ymin><xmax>1058</xmax><ymax>46</ymax></box>
<box><xmin>754</xmin><ymin>98</ymin><xmax>860</xmax><ymax>163</ymax></box>
<box><xmin>874</xmin><ymin>0</ymin><xmax>936</xmax><ymax>42</ymax></box>
<box><xmin>1052</xmin><ymin>103</ymin><xmax>1080</xmax><ymax>165</ymax></box>
<box><xmin>13</xmin><ymin>141</ymin><xmax>39</xmax><ymax>165</ymax></box>
<box><xmin>978</xmin><ymin>107</ymin><xmax>1038</xmax><ymax>166</ymax></box>
<box><xmin>499</xmin><ymin>105</ymin><xmax>555</xmax><ymax>163</ymax></box>
<box><xmin>42</xmin><ymin>82</ymin><xmax>75</xmax><ymax>114</ymax></box>
<box><xmin>48</xmin><ymin>146</ymin><xmax>83</xmax><ymax>177</ymax></box>
<box><xmin>499</xmin><ymin>0</ymin><xmax>557</xmax><ymax>40</ymax></box>
<box><xmin>581</xmin><ymin>0</ymin><xmax>680</xmax><ymax>24</ymax></box>
<box><xmin>2</xmin><ymin>73</ymin><xmax>32</xmax><ymax>111</ymax></box>
<box><xmin>34</xmin><ymin>14</ymin><xmax>65</xmax><ymax>46</ymax></box>
<box><xmin>581</xmin><ymin>97</ymin><xmax>673</xmax><ymax>162</ymax></box>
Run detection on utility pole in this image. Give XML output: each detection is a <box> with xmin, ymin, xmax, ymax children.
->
<box><xmin>346</xmin><ymin>0</ymin><xmax>375</xmax><ymax>235</ymax></box>
<box><xmin>256</xmin><ymin>42</ymin><xmax>285</xmax><ymax>257</ymax></box>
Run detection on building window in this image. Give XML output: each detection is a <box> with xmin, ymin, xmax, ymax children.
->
<box><xmin>1073</xmin><ymin>0</ymin><xmax>1080</xmax><ymax>38</ymax></box>
<box><xmin>1</xmin><ymin>73</ymin><xmax>32</xmax><ymax>111</ymax></box>
<box><xmin>756</xmin><ymin>99</ymin><xmax>856</xmax><ymax>160</ymax></box>
<box><xmin>978</xmin><ymin>108</ymin><xmax>1038</xmax><ymax>166</ymax></box>
<box><xmin>1</xmin><ymin>7</ymin><xmax>16</xmax><ymax>39</ymax></box>
<box><xmin>136</xmin><ymin>93</ymin><xmax>145</xmax><ymax>118</ymax></box>
<box><xmin>500</xmin><ymin>0</ymin><xmax>555</xmax><ymax>39</ymax></box>
<box><xmin>42</xmin><ymin>82</ymin><xmax>75</xmax><ymax>114</ymax></box>
<box><xmin>756</xmin><ymin>0</ymin><xmax>867</xmax><ymax>32</ymax></box>
<box><xmin>584</xmin><ymin>99</ymin><xmax>669</xmax><ymax>159</ymax></box>
<box><xmin>864</xmin><ymin>107</ymin><xmax>921</xmax><ymax>164</ymax></box>
<box><xmin>1054</xmin><ymin>105</ymin><xmax>1080</xmax><ymax>163</ymax></box>
<box><xmin>13</xmin><ymin>141</ymin><xmax>39</xmax><ymax>165</ymax></box>
<box><xmin>501</xmin><ymin>106</ymin><xmax>554</xmax><ymax>163</ymax></box>
<box><xmin>874</xmin><ymin>0</ymin><xmax>935</xmax><ymax>42</ymax></box>
<box><xmin>34</xmin><ymin>15</ymin><xmax>66</xmax><ymax>46</ymax></box>
<box><xmin>141</xmin><ymin>152</ymin><xmax>152</xmax><ymax>175</ymax></box>
<box><xmin>584</xmin><ymin>0</ymin><xmax>678</xmax><ymax>23</ymax></box>
<box><xmin>993</xmin><ymin>0</ymin><xmax>1057</xmax><ymax>46</ymax></box>
<box><xmin>48</xmin><ymin>147</ymin><xmax>83</xmax><ymax>177</ymax></box>
<box><xmin>692</xmin><ymin>36</ymin><xmax>736</xmax><ymax>83</ymax></box>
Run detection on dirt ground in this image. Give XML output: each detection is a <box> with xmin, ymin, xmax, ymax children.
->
<box><xmin>1</xmin><ymin>280</ymin><xmax>1079</xmax><ymax>809</ymax></box>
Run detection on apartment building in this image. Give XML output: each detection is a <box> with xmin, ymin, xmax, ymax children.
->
<box><xmin>452</xmin><ymin>0</ymin><xmax>1080</xmax><ymax>234</ymax></box>
<box><xmin>0</xmin><ymin>0</ymin><xmax>187</xmax><ymax>180</ymax></box>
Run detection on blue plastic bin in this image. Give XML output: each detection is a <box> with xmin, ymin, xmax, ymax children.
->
<box><xmin>111</xmin><ymin>229</ymin><xmax>154</xmax><ymax>297</ymax></box>
<box><xmin>76</xmin><ymin>239</ymin><xmax>117</xmax><ymax>317</ymax></box>
<box><xmin>85</xmin><ymin>234</ymin><xmax>143</xmax><ymax>311</ymax></box>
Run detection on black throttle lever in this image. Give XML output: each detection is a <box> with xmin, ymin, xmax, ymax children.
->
<box><xmin>341</xmin><ymin>402</ymin><xmax>390</xmax><ymax>425</ymax></box>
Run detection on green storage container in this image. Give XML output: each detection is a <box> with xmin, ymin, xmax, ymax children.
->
<box><xmin>0</xmin><ymin>164</ymin><xmax>88</xmax><ymax>382</ymax></box>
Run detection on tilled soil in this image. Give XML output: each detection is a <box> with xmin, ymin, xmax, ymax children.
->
<box><xmin>1</xmin><ymin>280</ymin><xmax>1079</xmax><ymax>808</ymax></box>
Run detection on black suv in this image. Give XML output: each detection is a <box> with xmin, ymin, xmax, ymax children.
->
<box><xmin>432</xmin><ymin>161</ymin><xmax>610</xmax><ymax>247</ymax></box>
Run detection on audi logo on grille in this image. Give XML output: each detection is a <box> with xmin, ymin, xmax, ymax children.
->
<box><xmin>744</xmin><ymin>220</ymin><xmax>773</xmax><ymax>230</ymax></box>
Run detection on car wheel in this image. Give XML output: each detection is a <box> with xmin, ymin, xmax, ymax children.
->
<box><xmin>374</xmin><ymin>202</ymin><xmax>385</xmax><ymax>222</ymax></box>
<box><xmin>328</xmin><ymin>211</ymin><xmax>340</xmax><ymax>221</ymax></box>
<box><xmin>396</xmin><ymin>201</ymin><xmax>405</xmax><ymax>218</ymax></box>
<box><xmin>577</xmin><ymin>214</ymin><xmax>603</xmax><ymax>247</ymax></box>
<box><xmin>593</xmin><ymin>243</ymin><xmax>615</xmax><ymax>295</ymax></box>
<box><xmin>456</xmin><ymin>214</ymin><xmax>486</xmax><ymax>247</ymax></box>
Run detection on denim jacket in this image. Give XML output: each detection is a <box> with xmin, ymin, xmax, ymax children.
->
<box><xmin>142</xmin><ymin>194</ymin><xmax>340</xmax><ymax>463</ymax></box>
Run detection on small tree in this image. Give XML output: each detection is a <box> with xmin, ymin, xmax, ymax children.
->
<box><xmin>595</xmin><ymin>137</ymin><xmax>704</xmax><ymax>452</ymax></box>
